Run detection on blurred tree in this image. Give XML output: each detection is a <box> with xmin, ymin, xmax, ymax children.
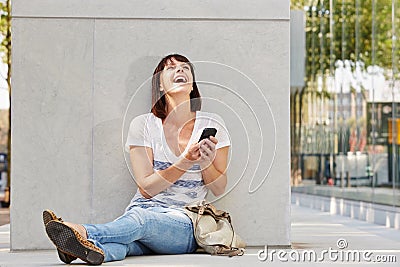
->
<box><xmin>0</xmin><ymin>1</ymin><xmax>10</xmax><ymax>67</ymax></box>
<box><xmin>291</xmin><ymin>0</ymin><xmax>398</xmax><ymax>83</ymax></box>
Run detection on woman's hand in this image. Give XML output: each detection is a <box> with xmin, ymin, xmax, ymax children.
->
<box><xmin>183</xmin><ymin>136</ymin><xmax>218</xmax><ymax>169</ymax></box>
<box><xmin>184</xmin><ymin>142</ymin><xmax>201</xmax><ymax>161</ymax></box>
<box><xmin>199</xmin><ymin>136</ymin><xmax>218</xmax><ymax>169</ymax></box>
<box><xmin>182</xmin><ymin>136</ymin><xmax>227</xmax><ymax>197</ymax></box>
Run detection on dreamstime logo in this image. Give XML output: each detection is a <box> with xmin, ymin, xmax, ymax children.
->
<box><xmin>336</xmin><ymin>238</ymin><xmax>348</xmax><ymax>249</ymax></box>
<box><xmin>257</xmin><ymin>238</ymin><xmax>397</xmax><ymax>263</ymax></box>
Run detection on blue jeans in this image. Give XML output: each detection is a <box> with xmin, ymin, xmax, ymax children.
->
<box><xmin>83</xmin><ymin>207</ymin><xmax>197</xmax><ymax>262</ymax></box>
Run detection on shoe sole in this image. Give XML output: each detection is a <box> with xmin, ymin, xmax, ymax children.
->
<box><xmin>43</xmin><ymin>210</ymin><xmax>77</xmax><ymax>264</ymax></box>
<box><xmin>46</xmin><ymin>221</ymin><xmax>104</xmax><ymax>265</ymax></box>
<box><xmin>43</xmin><ymin>210</ymin><xmax>56</xmax><ymax>225</ymax></box>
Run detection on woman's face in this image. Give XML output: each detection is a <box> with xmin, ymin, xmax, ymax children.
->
<box><xmin>160</xmin><ymin>57</ymin><xmax>193</xmax><ymax>96</ymax></box>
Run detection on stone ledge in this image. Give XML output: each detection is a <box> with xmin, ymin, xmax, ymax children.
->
<box><xmin>12</xmin><ymin>0</ymin><xmax>289</xmax><ymax>20</ymax></box>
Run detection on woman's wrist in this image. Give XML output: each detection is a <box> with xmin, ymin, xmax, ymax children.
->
<box><xmin>199</xmin><ymin>160</ymin><xmax>212</xmax><ymax>170</ymax></box>
<box><xmin>174</xmin><ymin>156</ymin><xmax>195</xmax><ymax>171</ymax></box>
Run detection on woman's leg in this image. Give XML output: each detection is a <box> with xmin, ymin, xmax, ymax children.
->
<box><xmin>135</xmin><ymin>207</ymin><xmax>198</xmax><ymax>254</ymax></box>
<box><xmin>82</xmin><ymin>207</ymin><xmax>196</xmax><ymax>261</ymax></box>
<box><xmin>89</xmin><ymin>240</ymin><xmax>153</xmax><ymax>262</ymax></box>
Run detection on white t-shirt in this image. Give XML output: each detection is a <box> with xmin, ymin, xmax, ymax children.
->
<box><xmin>124</xmin><ymin>111</ymin><xmax>230</xmax><ymax>211</ymax></box>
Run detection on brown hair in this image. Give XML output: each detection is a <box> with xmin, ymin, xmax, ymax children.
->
<box><xmin>151</xmin><ymin>54</ymin><xmax>201</xmax><ymax>119</ymax></box>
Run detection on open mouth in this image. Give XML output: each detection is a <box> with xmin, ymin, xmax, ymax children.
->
<box><xmin>173</xmin><ymin>76</ymin><xmax>187</xmax><ymax>83</ymax></box>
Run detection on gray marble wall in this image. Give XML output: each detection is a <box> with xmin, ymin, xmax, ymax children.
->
<box><xmin>11</xmin><ymin>0</ymin><xmax>290</xmax><ymax>250</ymax></box>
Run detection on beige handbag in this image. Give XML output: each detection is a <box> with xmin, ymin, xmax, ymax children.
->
<box><xmin>184</xmin><ymin>200</ymin><xmax>246</xmax><ymax>256</ymax></box>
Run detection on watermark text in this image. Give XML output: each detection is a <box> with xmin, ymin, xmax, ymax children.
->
<box><xmin>257</xmin><ymin>238</ymin><xmax>397</xmax><ymax>263</ymax></box>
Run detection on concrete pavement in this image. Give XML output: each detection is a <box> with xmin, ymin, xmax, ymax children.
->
<box><xmin>0</xmin><ymin>204</ymin><xmax>399</xmax><ymax>266</ymax></box>
<box><xmin>0</xmin><ymin>208</ymin><xmax>9</xmax><ymax>226</ymax></box>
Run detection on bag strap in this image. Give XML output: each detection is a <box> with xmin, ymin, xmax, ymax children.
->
<box><xmin>190</xmin><ymin>201</ymin><xmax>231</xmax><ymax>222</ymax></box>
<box><xmin>213</xmin><ymin>246</ymin><xmax>245</xmax><ymax>257</ymax></box>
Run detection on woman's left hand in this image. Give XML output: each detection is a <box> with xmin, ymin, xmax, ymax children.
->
<box><xmin>199</xmin><ymin>136</ymin><xmax>218</xmax><ymax>169</ymax></box>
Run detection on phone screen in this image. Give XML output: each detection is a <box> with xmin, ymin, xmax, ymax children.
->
<box><xmin>198</xmin><ymin>128</ymin><xmax>217</xmax><ymax>142</ymax></box>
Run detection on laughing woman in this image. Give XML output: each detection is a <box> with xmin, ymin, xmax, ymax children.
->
<box><xmin>43</xmin><ymin>54</ymin><xmax>231</xmax><ymax>264</ymax></box>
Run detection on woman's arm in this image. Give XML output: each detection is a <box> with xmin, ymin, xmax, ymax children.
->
<box><xmin>198</xmin><ymin>137</ymin><xmax>229</xmax><ymax>197</ymax></box>
<box><xmin>129</xmin><ymin>146</ymin><xmax>195</xmax><ymax>198</ymax></box>
<box><xmin>129</xmin><ymin>136</ymin><xmax>229</xmax><ymax>198</ymax></box>
<box><xmin>201</xmin><ymin>146</ymin><xmax>229</xmax><ymax>197</ymax></box>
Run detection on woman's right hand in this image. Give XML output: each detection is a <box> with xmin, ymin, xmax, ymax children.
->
<box><xmin>174</xmin><ymin>143</ymin><xmax>201</xmax><ymax>172</ymax></box>
<box><xmin>184</xmin><ymin>143</ymin><xmax>202</xmax><ymax>162</ymax></box>
<box><xmin>183</xmin><ymin>137</ymin><xmax>218</xmax><ymax>168</ymax></box>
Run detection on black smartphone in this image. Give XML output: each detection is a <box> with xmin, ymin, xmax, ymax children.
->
<box><xmin>198</xmin><ymin>128</ymin><xmax>217</xmax><ymax>142</ymax></box>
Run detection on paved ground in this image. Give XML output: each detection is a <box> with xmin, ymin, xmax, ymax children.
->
<box><xmin>0</xmin><ymin>208</ymin><xmax>10</xmax><ymax>226</ymax></box>
<box><xmin>0</xmin><ymin>204</ymin><xmax>399</xmax><ymax>266</ymax></box>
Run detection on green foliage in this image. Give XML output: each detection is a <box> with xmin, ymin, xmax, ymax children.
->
<box><xmin>291</xmin><ymin>0</ymin><xmax>400</xmax><ymax>82</ymax></box>
<box><xmin>0</xmin><ymin>0</ymin><xmax>10</xmax><ymax>66</ymax></box>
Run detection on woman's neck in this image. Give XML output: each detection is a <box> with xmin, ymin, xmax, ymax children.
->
<box><xmin>164</xmin><ymin>95</ymin><xmax>195</xmax><ymax>126</ymax></box>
